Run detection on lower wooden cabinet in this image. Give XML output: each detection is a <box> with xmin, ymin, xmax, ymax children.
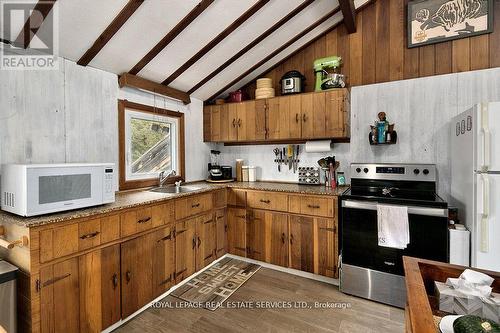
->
<box><xmin>215</xmin><ymin>209</ymin><xmax>227</xmax><ymax>258</ymax></box>
<box><xmin>289</xmin><ymin>215</ymin><xmax>338</xmax><ymax>278</ymax></box>
<box><xmin>152</xmin><ymin>226</ymin><xmax>175</xmax><ymax>297</ymax></box>
<box><xmin>174</xmin><ymin>217</ymin><xmax>197</xmax><ymax>283</ymax></box>
<box><xmin>39</xmin><ymin>245</ymin><xmax>121</xmax><ymax>333</ymax></box>
<box><xmin>196</xmin><ymin>213</ymin><xmax>217</xmax><ymax>270</ymax></box>
<box><xmin>121</xmin><ymin>233</ymin><xmax>154</xmax><ymax>318</ymax></box>
<box><xmin>227</xmin><ymin>208</ymin><xmax>247</xmax><ymax>257</ymax></box>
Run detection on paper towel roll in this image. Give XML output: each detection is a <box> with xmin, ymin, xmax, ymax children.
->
<box><xmin>305</xmin><ymin>140</ymin><xmax>333</xmax><ymax>153</ymax></box>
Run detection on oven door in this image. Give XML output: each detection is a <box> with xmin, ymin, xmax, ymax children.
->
<box><xmin>341</xmin><ymin>199</ymin><xmax>449</xmax><ymax>275</ymax></box>
<box><xmin>26</xmin><ymin>166</ymin><xmax>103</xmax><ymax>216</ymax></box>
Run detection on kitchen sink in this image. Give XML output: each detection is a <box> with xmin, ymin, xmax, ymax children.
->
<box><xmin>149</xmin><ymin>186</ymin><xmax>204</xmax><ymax>194</ymax></box>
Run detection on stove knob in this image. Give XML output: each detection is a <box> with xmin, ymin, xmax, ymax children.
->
<box><xmin>423</xmin><ymin>169</ymin><xmax>429</xmax><ymax>175</ymax></box>
<box><xmin>413</xmin><ymin>168</ymin><xmax>420</xmax><ymax>175</ymax></box>
<box><xmin>356</xmin><ymin>167</ymin><xmax>361</xmax><ymax>173</ymax></box>
<box><xmin>363</xmin><ymin>168</ymin><xmax>369</xmax><ymax>173</ymax></box>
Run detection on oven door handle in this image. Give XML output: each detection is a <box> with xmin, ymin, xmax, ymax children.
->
<box><xmin>342</xmin><ymin>200</ymin><xmax>448</xmax><ymax>217</ymax></box>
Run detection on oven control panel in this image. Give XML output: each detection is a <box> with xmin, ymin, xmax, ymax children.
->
<box><xmin>351</xmin><ymin>163</ymin><xmax>436</xmax><ymax>181</ymax></box>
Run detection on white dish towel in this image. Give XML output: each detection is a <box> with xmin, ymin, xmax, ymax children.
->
<box><xmin>377</xmin><ymin>204</ymin><xmax>410</xmax><ymax>249</ymax></box>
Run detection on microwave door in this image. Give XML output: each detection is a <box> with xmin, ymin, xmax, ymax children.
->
<box><xmin>26</xmin><ymin>166</ymin><xmax>103</xmax><ymax>216</ymax></box>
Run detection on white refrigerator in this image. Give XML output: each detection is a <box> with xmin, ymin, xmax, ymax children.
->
<box><xmin>451</xmin><ymin>102</ymin><xmax>500</xmax><ymax>272</ymax></box>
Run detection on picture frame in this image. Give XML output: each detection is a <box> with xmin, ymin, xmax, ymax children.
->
<box><xmin>407</xmin><ymin>0</ymin><xmax>494</xmax><ymax>48</ymax></box>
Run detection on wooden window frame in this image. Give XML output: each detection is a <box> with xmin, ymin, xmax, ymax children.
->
<box><xmin>118</xmin><ymin>99</ymin><xmax>185</xmax><ymax>191</ymax></box>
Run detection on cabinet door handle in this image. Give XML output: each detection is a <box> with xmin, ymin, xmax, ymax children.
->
<box><xmin>236</xmin><ymin>215</ymin><xmax>246</xmax><ymax>220</ymax></box>
<box><xmin>232</xmin><ymin>119</ymin><xmax>236</xmax><ymax>127</ymax></box>
<box><xmin>157</xmin><ymin>233</ymin><xmax>172</xmax><ymax>242</ymax></box>
<box><xmin>290</xmin><ymin>234</ymin><xmax>294</xmax><ymax>245</ymax></box>
<box><xmin>238</xmin><ymin>119</ymin><xmax>242</xmax><ymax>127</ymax></box>
<box><xmin>112</xmin><ymin>273</ymin><xmax>118</xmax><ymax>290</ymax></box>
<box><xmin>197</xmin><ymin>236</ymin><xmax>201</xmax><ymax>248</ymax></box>
<box><xmin>302</xmin><ymin>114</ymin><xmax>307</xmax><ymax>122</ymax></box>
<box><xmin>192</xmin><ymin>237</ymin><xmax>196</xmax><ymax>249</ymax></box>
<box><xmin>307</xmin><ymin>204</ymin><xmax>321</xmax><ymax>209</ymax></box>
<box><xmin>125</xmin><ymin>270</ymin><xmax>131</xmax><ymax>284</ymax></box>
<box><xmin>281</xmin><ymin>233</ymin><xmax>285</xmax><ymax>244</ymax></box>
<box><xmin>296</xmin><ymin>113</ymin><xmax>299</xmax><ymax>123</ymax></box>
<box><xmin>224</xmin><ymin>224</ymin><xmax>228</xmax><ymax>232</ymax></box>
<box><xmin>79</xmin><ymin>231</ymin><xmax>100</xmax><ymax>240</ymax></box>
<box><xmin>216</xmin><ymin>215</ymin><xmax>224</xmax><ymax>220</ymax></box>
<box><xmin>259</xmin><ymin>199</ymin><xmax>270</xmax><ymax>204</ymax></box>
<box><xmin>42</xmin><ymin>273</ymin><xmax>71</xmax><ymax>287</ymax></box>
<box><xmin>137</xmin><ymin>217</ymin><xmax>151</xmax><ymax>224</ymax></box>
<box><xmin>191</xmin><ymin>203</ymin><xmax>200</xmax><ymax>208</ymax></box>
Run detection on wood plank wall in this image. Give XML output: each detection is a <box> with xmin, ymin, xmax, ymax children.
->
<box><xmin>241</xmin><ymin>0</ymin><xmax>500</xmax><ymax>99</ymax></box>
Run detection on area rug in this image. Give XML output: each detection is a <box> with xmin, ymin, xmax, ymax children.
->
<box><xmin>171</xmin><ymin>257</ymin><xmax>261</xmax><ymax>310</ymax></box>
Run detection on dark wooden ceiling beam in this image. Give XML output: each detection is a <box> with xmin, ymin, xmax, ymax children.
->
<box><xmin>129</xmin><ymin>0</ymin><xmax>214</xmax><ymax>75</ymax></box>
<box><xmin>119</xmin><ymin>73</ymin><xmax>191</xmax><ymax>104</ymax></box>
<box><xmin>206</xmin><ymin>6</ymin><xmax>342</xmax><ymax>101</ymax></box>
<box><xmin>14</xmin><ymin>0</ymin><xmax>57</xmax><ymax>49</ymax></box>
<box><xmin>339</xmin><ymin>0</ymin><xmax>356</xmax><ymax>33</ymax></box>
<box><xmin>187</xmin><ymin>0</ymin><xmax>315</xmax><ymax>95</ymax></box>
<box><xmin>161</xmin><ymin>0</ymin><xmax>271</xmax><ymax>86</ymax></box>
<box><xmin>77</xmin><ymin>0</ymin><xmax>144</xmax><ymax>66</ymax></box>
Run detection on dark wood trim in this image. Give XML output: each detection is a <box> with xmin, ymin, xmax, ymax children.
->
<box><xmin>225</xmin><ymin>0</ymin><xmax>375</xmax><ymax>101</ymax></box>
<box><xmin>77</xmin><ymin>0</ymin><xmax>144</xmax><ymax>66</ymax></box>
<box><xmin>206</xmin><ymin>6</ymin><xmax>341</xmax><ymax>101</ymax></box>
<box><xmin>161</xmin><ymin>0</ymin><xmax>271</xmax><ymax>85</ymax></box>
<box><xmin>118</xmin><ymin>100</ymin><xmax>185</xmax><ymax>191</ymax></box>
<box><xmin>14</xmin><ymin>0</ymin><xmax>58</xmax><ymax>49</ymax></box>
<box><xmin>339</xmin><ymin>0</ymin><xmax>356</xmax><ymax>33</ymax></box>
<box><xmin>119</xmin><ymin>73</ymin><xmax>191</xmax><ymax>104</ymax></box>
<box><xmin>187</xmin><ymin>0</ymin><xmax>315</xmax><ymax>95</ymax></box>
<box><xmin>129</xmin><ymin>0</ymin><xmax>214</xmax><ymax>75</ymax></box>
<box><xmin>223</xmin><ymin>138</ymin><xmax>350</xmax><ymax>146</ymax></box>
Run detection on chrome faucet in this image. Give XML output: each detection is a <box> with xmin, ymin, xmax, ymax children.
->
<box><xmin>158</xmin><ymin>170</ymin><xmax>176</xmax><ymax>187</ymax></box>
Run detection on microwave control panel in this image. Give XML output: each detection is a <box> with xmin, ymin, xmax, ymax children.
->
<box><xmin>103</xmin><ymin>167</ymin><xmax>115</xmax><ymax>202</ymax></box>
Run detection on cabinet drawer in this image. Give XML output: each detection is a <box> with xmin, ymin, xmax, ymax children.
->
<box><xmin>40</xmin><ymin>223</ymin><xmax>79</xmax><ymax>263</ymax></box>
<box><xmin>213</xmin><ymin>189</ymin><xmax>227</xmax><ymax>208</ymax></box>
<box><xmin>152</xmin><ymin>201</ymin><xmax>175</xmax><ymax>227</ymax></box>
<box><xmin>227</xmin><ymin>189</ymin><xmax>246</xmax><ymax>207</ymax></box>
<box><xmin>247</xmin><ymin>191</ymin><xmax>288</xmax><ymax>212</ymax></box>
<box><xmin>175</xmin><ymin>193</ymin><xmax>213</xmax><ymax>220</ymax></box>
<box><xmin>78</xmin><ymin>218</ymin><xmax>101</xmax><ymax>251</ymax></box>
<box><xmin>289</xmin><ymin>195</ymin><xmax>335</xmax><ymax>217</ymax></box>
<box><xmin>120</xmin><ymin>207</ymin><xmax>153</xmax><ymax>237</ymax></box>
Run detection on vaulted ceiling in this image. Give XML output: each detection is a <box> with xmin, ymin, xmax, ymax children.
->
<box><xmin>1</xmin><ymin>0</ymin><xmax>370</xmax><ymax>101</ymax></box>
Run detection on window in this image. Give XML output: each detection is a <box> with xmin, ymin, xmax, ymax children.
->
<box><xmin>118</xmin><ymin>100</ymin><xmax>184</xmax><ymax>190</ymax></box>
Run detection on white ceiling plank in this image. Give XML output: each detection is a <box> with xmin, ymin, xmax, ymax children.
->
<box><xmin>169</xmin><ymin>0</ymin><xmax>303</xmax><ymax>91</ymax></box>
<box><xmin>193</xmin><ymin>11</ymin><xmax>344</xmax><ymax>100</ymax></box>
<box><xmin>89</xmin><ymin>0</ymin><xmax>200</xmax><ymax>74</ymax></box>
<box><xmin>173</xmin><ymin>0</ymin><xmax>340</xmax><ymax>95</ymax></box>
<box><xmin>138</xmin><ymin>0</ymin><xmax>259</xmax><ymax>83</ymax></box>
<box><xmin>35</xmin><ymin>0</ymin><xmax>129</xmax><ymax>62</ymax></box>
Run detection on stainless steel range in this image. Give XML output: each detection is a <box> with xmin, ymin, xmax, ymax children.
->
<box><xmin>339</xmin><ymin>163</ymin><xmax>449</xmax><ymax>308</ymax></box>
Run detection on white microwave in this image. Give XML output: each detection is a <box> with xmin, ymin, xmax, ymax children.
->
<box><xmin>1</xmin><ymin>163</ymin><xmax>115</xmax><ymax>217</ymax></box>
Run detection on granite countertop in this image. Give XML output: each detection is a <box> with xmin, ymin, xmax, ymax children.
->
<box><xmin>0</xmin><ymin>181</ymin><xmax>348</xmax><ymax>228</ymax></box>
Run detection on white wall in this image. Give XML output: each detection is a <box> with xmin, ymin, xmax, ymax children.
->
<box><xmin>219</xmin><ymin>67</ymin><xmax>500</xmax><ymax>199</ymax></box>
<box><xmin>0</xmin><ymin>58</ymin><xmax>209</xmax><ymax>189</ymax></box>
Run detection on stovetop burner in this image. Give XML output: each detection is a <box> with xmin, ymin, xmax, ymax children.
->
<box><xmin>342</xmin><ymin>163</ymin><xmax>447</xmax><ymax>208</ymax></box>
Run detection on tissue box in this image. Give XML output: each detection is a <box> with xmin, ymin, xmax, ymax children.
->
<box><xmin>435</xmin><ymin>281</ymin><xmax>500</xmax><ymax>322</ymax></box>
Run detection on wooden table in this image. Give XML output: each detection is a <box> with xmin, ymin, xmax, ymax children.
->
<box><xmin>403</xmin><ymin>256</ymin><xmax>500</xmax><ymax>333</ymax></box>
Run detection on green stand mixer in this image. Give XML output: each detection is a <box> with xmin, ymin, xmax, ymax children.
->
<box><xmin>313</xmin><ymin>56</ymin><xmax>344</xmax><ymax>91</ymax></box>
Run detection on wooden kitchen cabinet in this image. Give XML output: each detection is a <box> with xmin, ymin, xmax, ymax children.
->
<box><xmin>40</xmin><ymin>257</ymin><xmax>80</xmax><ymax>333</ymax></box>
<box><xmin>174</xmin><ymin>217</ymin><xmax>197</xmax><ymax>283</ymax></box>
<box><xmin>203</xmin><ymin>89</ymin><xmax>349</xmax><ymax>143</ymax></box>
<box><xmin>121</xmin><ymin>233</ymin><xmax>154</xmax><ymax>318</ymax></box>
<box><xmin>196</xmin><ymin>213</ymin><xmax>217</xmax><ymax>270</ymax></box>
<box><xmin>39</xmin><ymin>245</ymin><xmax>121</xmax><ymax>333</ymax></box>
<box><xmin>289</xmin><ymin>215</ymin><xmax>338</xmax><ymax>278</ymax></box>
<box><xmin>227</xmin><ymin>207</ymin><xmax>247</xmax><ymax>257</ymax></box>
<box><xmin>152</xmin><ymin>226</ymin><xmax>175</xmax><ymax>297</ymax></box>
<box><xmin>246</xmin><ymin>210</ymin><xmax>266</xmax><ymax>261</ymax></box>
<box><xmin>215</xmin><ymin>208</ymin><xmax>227</xmax><ymax>258</ymax></box>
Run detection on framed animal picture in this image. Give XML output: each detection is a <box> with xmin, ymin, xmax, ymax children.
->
<box><xmin>407</xmin><ymin>0</ymin><xmax>494</xmax><ymax>48</ymax></box>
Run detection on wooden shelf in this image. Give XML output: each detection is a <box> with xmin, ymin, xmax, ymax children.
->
<box><xmin>369</xmin><ymin>130</ymin><xmax>397</xmax><ymax>145</ymax></box>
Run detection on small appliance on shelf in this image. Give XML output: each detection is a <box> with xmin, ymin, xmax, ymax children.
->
<box><xmin>280</xmin><ymin>71</ymin><xmax>305</xmax><ymax>95</ymax></box>
<box><xmin>313</xmin><ymin>56</ymin><xmax>345</xmax><ymax>91</ymax></box>
<box><xmin>207</xmin><ymin>150</ymin><xmax>233</xmax><ymax>183</ymax></box>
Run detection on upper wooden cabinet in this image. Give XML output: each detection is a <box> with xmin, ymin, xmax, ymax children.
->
<box><xmin>203</xmin><ymin>89</ymin><xmax>349</xmax><ymax>143</ymax></box>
